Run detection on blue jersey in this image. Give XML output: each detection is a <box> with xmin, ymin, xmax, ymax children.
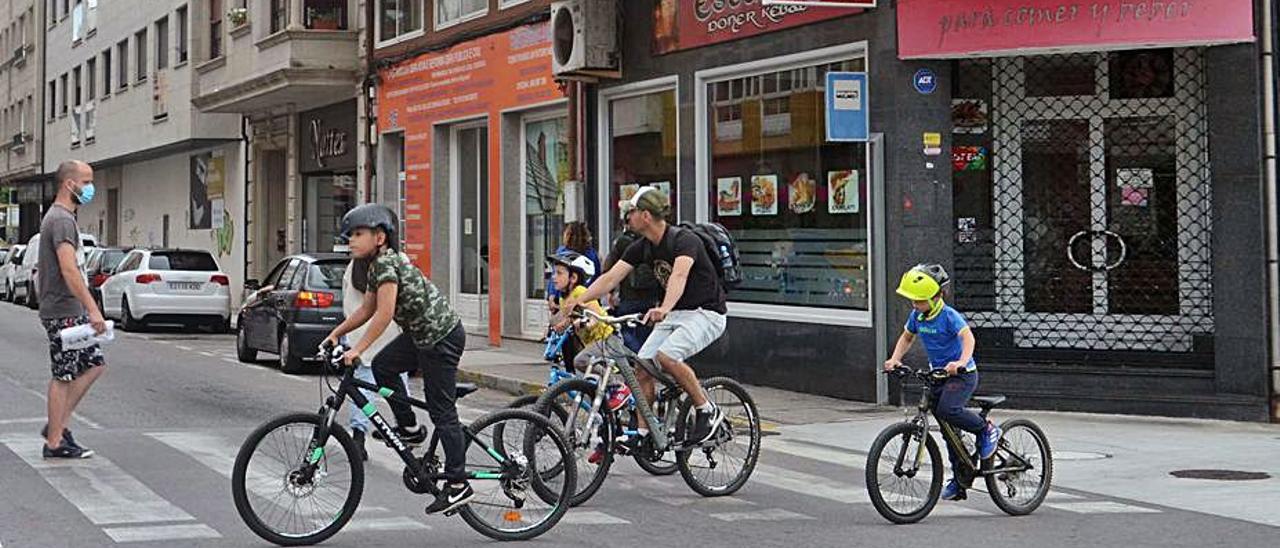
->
<box><xmin>905</xmin><ymin>305</ymin><xmax>976</xmax><ymax>372</ymax></box>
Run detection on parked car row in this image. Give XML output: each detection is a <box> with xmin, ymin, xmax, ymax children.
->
<box><xmin>1</xmin><ymin>232</ymin><xmax>97</xmax><ymax>309</ymax></box>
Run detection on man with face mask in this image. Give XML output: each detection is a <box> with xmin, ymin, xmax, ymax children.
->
<box><xmin>37</xmin><ymin>160</ymin><xmax>107</xmax><ymax>459</ymax></box>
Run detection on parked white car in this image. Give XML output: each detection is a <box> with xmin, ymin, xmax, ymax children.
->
<box><xmin>12</xmin><ymin>233</ymin><xmax>98</xmax><ymax>308</ymax></box>
<box><xmin>0</xmin><ymin>244</ymin><xmax>25</xmax><ymax>302</ymax></box>
<box><xmin>101</xmin><ymin>248</ymin><xmax>231</xmax><ymax>331</ymax></box>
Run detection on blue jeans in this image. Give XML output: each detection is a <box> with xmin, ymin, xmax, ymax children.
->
<box><xmin>929</xmin><ymin>372</ymin><xmax>986</xmax><ymax>479</ymax></box>
<box><xmin>611</xmin><ymin>299</ymin><xmax>656</xmax><ymax>353</ymax></box>
<box><xmin>348</xmin><ymin>364</ymin><xmax>410</xmax><ymax>434</ymax></box>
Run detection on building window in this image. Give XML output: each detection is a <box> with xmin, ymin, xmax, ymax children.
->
<box><xmin>48</xmin><ymin>0</ymin><xmax>56</xmax><ymax>27</ymax></box>
<box><xmin>209</xmin><ymin>0</ymin><xmax>223</xmax><ymax>59</ymax></box>
<box><xmin>48</xmin><ymin>81</ymin><xmax>56</xmax><ymax>119</ymax></box>
<box><xmin>59</xmin><ymin>73</ymin><xmax>68</xmax><ymax>115</ymax></box>
<box><xmin>73</xmin><ymin>67</ymin><xmax>81</xmax><ymax>107</ymax></box>
<box><xmin>305</xmin><ymin>0</ymin><xmax>347</xmax><ymax>30</ymax></box>
<box><xmin>436</xmin><ymin>0</ymin><xmax>487</xmax><ymax>29</ymax></box>
<box><xmin>116</xmin><ymin>40</ymin><xmax>128</xmax><ymax>89</ymax></box>
<box><xmin>377</xmin><ymin>0</ymin><xmax>421</xmax><ymax>43</ymax></box>
<box><xmin>270</xmin><ymin>0</ymin><xmax>288</xmax><ymax>33</ymax></box>
<box><xmin>102</xmin><ymin>49</ymin><xmax>111</xmax><ymax>94</ymax></box>
<box><xmin>135</xmin><ymin>28</ymin><xmax>147</xmax><ymax>82</ymax></box>
<box><xmin>156</xmin><ymin>17</ymin><xmax>169</xmax><ymax>70</ymax></box>
<box><xmin>605</xmin><ymin>88</ymin><xmax>679</xmax><ymax>236</ymax></box>
<box><xmin>703</xmin><ymin>56</ymin><xmax>871</xmax><ymax>313</ymax></box>
<box><xmin>176</xmin><ymin>5</ymin><xmax>188</xmax><ymax>63</ymax></box>
<box><xmin>500</xmin><ymin>0</ymin><xmax>531</xmax><ymax>8</ymax></box>
<box><xmin>86</xmin><ymin>58</ymin><xmax>96</xmax><ymax>100</ymax></box>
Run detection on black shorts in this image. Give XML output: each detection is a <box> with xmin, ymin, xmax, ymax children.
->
<box><xmin>42</xmin><ymin>315</ymin><xmax>106</xmax><ymax>382</ymax></box>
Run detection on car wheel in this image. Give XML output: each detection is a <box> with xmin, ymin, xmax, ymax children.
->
<box><xmin>278</xmin><ymin>331</ymin><xmax>305</xmax><ymax>374</ymax></box>
<box><xmin>25</xmin><ymin>282</ymin><xmax>37</xmax><ymax>310</ymax></box>
<box><xmin>121</xmin><ymin>297</ymin><xmax>142</xmax><ymax>332</ymax></box>
<box><xmin>236</xmin><ymin>320</ymin><xmax>258</xmax><ymax>362</ymax></box>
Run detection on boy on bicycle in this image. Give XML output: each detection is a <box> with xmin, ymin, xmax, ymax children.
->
<box><xmin>322</xmin><ymin>204</ymin><xmax>472</xmax><ymax>516</ymax></box>
<box><xmin>883</xmin><ymin>263</ymin><xmax>1001</xmax><ymax>501</ymax></box>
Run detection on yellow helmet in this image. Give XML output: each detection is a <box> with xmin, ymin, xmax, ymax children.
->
<box><xmin>896</xmin><ymin>263</ymin><xmax>950</xmax><ymax>301</ymax></box>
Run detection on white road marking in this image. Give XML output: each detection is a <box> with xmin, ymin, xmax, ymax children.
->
<box><xmin>763</xmin><ymin>438</ymin><xmax>860</xmax><ymax>468</ymax></box>
<box><xmin>174</xmin><ymin>345</ymin><xmax>192</xmax><ymax>351</ymax></box>
<box><xmin>560</xmin><ymin>510</ymin><xmax>631</xmax><ymax>525</ymax></box>
<box><xmin>342</xmin><ymin>517</ymin><xmax>431</xmax><ymax>532</ymax></box>
<box><xmin>199</xmin><ymin>351</ymin><xmax>216</xmax><ymax>357</ymax></box>
<box><xmin>0</xmin><ymin>417</ymin><xmax>48</xmax><ymax>425</ymax></box>
<box><xmin>1</xmin><ymin>435</ymin><xmax>197</xmax><ymax>525</ymax></box>
<box><xmin>1047</xmin><ymin>501</ymin><xmax>1161</xmax><ymax>514</ymax></box>
<box><xmin>752</xmin><ymin>464</ymin><xmax>869</xmax><ymax>504</ymax></box>
<box><xmin>709</xmin><ymin>508</ymin><xmax>814</xmax><ymax>522</ymax></box>
<box><xmin>277</xmin><ymin>373</ymin><xmax>308</xmax><ymax>383</ymax></box>
<box><xmin>2</xmin><ymin>378</ymin><xmax>102</xmax><ymax>429</ymax></box>
<box><xmin>102</xmin><ymin>524</ymin><xmax>221</xmax><ymax>543</ymax></box>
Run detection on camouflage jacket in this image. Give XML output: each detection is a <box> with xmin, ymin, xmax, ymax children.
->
<box><xmin>367</xmin><ymin>249</ymin><xmax>460</xmax><ymax>348</ymax></box>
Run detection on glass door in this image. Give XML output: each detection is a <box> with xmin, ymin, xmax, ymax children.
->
<box><xmin>452</xmin><ymin>123</ymin><xmax>489</xmax><ymax>333</ymax></box>
<box><xmin>521</xmin><ymin>113</ymin><xmax>569</xmax><ymax>337</ymax></box>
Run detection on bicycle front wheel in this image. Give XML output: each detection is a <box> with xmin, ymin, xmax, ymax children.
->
<box><xmin>231</xmin><ymin>413</ymin><xmax>364</xmax><ymax>546</ymax></box>
<box><xmin>533</xmin><ymin>378</ymin><xmax>616</xmax><ymax>506</ymax></box>
<box><xmin>865</xmin><ymin>422</ymin><xmax>942</xmax><ymax>524</ymax></box>
<box><xmin>985</xmin><ymin>418</ymin><xmax>1053</xmax><ymax>516</ymax></box>
<box><xmin>456</xmin><ymin>409</ymin><xmax>576</xmax><ymax>541</ymax></box>
<box><xmin>675</xmin><ymin>377</ymin><xmax>761</xmax><ymax>497</ymax></box>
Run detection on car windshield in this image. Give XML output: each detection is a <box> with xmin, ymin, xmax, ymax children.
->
<box><xmin>102</xmin><ymin>250</ymin><xmax>128</xmax><ymax>271</ymax></box>
<box><xmin>149</xmin><ymin>252</ymin><xmax>219</xmax><ymax>271</ymax></box>
<box><xmin>307</xmin><ymin>261</ymin><xmax>347</xmax><ymax>290</ymax></box>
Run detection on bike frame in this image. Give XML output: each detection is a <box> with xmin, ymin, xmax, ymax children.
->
<box><xmin>899</xmin><ymin>378</ymin><xmax>1035</xmax><ymax>480</ymax></box>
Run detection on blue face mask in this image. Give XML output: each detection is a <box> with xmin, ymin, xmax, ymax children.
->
<box><xmin>73</xmin><ymin>183</ymin><xmax>95</xmax><ymax>205</ymax></box>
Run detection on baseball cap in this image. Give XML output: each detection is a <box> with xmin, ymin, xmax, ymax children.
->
<box><xmin>619</xmin><ymin>185</ymin><xmax>670</xmax><ymax>217</ymax></box>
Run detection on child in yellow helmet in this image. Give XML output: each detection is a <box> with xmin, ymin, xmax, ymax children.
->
<box><xmin>884</xmin><ymin>263</ymin><xmax>1001</xmax><ymax>502</ymax></box>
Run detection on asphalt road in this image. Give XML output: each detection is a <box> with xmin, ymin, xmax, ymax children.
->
<box><xmin>0</xmin><ymin>303</ymin><xmax>1275</xmax><ymax>547</ymax></box>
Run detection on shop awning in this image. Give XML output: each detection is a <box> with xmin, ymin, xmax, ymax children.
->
<box><xmin>897</xmin><ymin>0</ymin><xmax>1256</xmax><ymax>59</ymax></box>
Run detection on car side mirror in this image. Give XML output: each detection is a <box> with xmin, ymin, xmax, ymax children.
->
<box><xmin>245</xmin><ymin>279</ymin><xmax>261</xmax><ymax>291</ymax></box>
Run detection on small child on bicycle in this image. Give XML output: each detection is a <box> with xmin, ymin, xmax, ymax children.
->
<box><xmin>883</xmin><ymin>263</ymin><xmax>1001</xmax><ymax>501</ymax></box>
<box><xmin>323</xmin><ymin>204</ymin><xmax>472</xmax><ymax>516</ymax></box>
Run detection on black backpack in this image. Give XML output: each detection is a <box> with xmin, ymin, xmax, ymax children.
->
<box><xmin>612</xmin><ymin>231</ymin><xmax>661</xmax><ymax>293</ymax></box>
<box><xmin>676</xmin><ymin>222</ymin><xmax>743</xmax><ymax>289</ymax></box>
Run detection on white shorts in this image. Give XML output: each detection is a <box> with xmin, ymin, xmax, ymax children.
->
<box><xmin>637</xmin><ymin>309</ymin><xmax>726</xmax><ymax>364</ymax></box>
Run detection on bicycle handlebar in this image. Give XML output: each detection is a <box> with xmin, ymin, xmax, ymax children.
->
<box><xmin>571</xmin><ymin>308</ymin><xmax>645</xmax><ymax>327</ymax></box>
<box><xmin>884</xmin><ymin>365</ymin><xmax>951</xmax><ymax>384</ymax></box>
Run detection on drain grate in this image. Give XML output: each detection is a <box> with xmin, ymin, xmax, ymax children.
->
<box><xmin>1169</xmin><ymin>469</ymin><xmax>1271</xmax><ymax>481</ymax></box>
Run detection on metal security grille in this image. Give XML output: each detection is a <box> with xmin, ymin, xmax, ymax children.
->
<box><xmin>952</xmin><ymin>49</ymin><xmax>1213</xmax><ymax>353</ymax></box>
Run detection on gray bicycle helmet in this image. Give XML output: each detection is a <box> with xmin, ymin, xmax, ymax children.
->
<box><xmin>340</xmin><ymin>203</ymin><xmax>399</xmax><ymax>251</ymax></box>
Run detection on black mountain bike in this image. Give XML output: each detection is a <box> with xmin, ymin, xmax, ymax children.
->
<box><xmin>866</xmin><ymin>366</ymin><xmax>1052</xmax><ymax>524</ymax></box>
<box><xmin>231</xmin><ymin>344</ymin><xmax>577</xmax><ymax>545</ymax></box>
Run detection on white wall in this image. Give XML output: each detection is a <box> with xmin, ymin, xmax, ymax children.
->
<box><xmin>78</xmin><ymin>142</ymin><xmax>247</xmax><ymax>308</ymax></box>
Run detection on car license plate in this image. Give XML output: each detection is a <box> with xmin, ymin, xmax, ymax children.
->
<box><xmin>169</xmin><ymin>282</ymin><xmax>202</xmax><ymax>291</ymax></box>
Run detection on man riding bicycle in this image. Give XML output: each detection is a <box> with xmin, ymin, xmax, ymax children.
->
<box><xmin>562</xmin><ymin>186</ymin><xmax>728</xmax><ymax>446</ymax></box>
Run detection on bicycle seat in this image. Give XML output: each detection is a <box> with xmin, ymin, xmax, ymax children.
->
<box><xmin>971</xmin><ymin>395</ymin><xmax>1006</xmax><ymax>410</ymax></box>
<box><xmin>455</xmin><ymin>383</ymin><xmax>479</xmax><ymax>399</ymax></box>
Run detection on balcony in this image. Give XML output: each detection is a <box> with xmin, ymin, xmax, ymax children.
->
<box><xmin>192</xmin><ymin>0</ymin><xmax>359</xmax><ymax>114</ymax></box>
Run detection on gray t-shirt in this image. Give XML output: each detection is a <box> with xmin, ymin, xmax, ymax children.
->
<box><xmin>38</xmin><ymin>204</ymin><xmax>85</xmax><ymax>319</ymax></box>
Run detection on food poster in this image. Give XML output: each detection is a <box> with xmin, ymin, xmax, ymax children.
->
<box><xmin>717</xmin><ymin>177</ymin><xmax>743</xmax><ymax>216</ymax></box>
<box><xmin>952</xmin><ymin>99</ymin><xmax>989</xmax><ymax>134</ymax></box>
<box><xmin>619</xmin><ymin>183</ymin><xmax>640</xmax><ymax>204</ymax></box>
<box><xmin>751</xmin><ymin>175</ymin><xmax>779</xmax><ymax>216</ymax></box>
<box><xmin>788</xmin><ymin>172</ymin><xmax>816</xmax><ymax>215</ymax></box>
<box><xmin>827</xmin><ymin>170</ymin><xmax>860</xmax><ymax>214</ymax></box>
<box><xmin>952</xmin><ymin>146</ymin><xmax>988</xmax><ymax>172</ymax></box>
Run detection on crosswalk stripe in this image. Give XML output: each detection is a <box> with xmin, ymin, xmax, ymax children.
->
<box><xmin>102</xmin><ymin>524</ymin><xmax>222</xmax><ymax>543</ymax></box>
<box><xmin>560</xmin><ymin>510</ymin><xmax>631</xmax><ymax>524</ymax></box>
<box><xmin>752</xmin><ymin>464</ymin><xmax>869</xmax><ymax>504</ymax></box>
<box><xmin>1047</xmin><ymin>501</ymin><xmax>1161</xmax><ymax>514</ymax></box>
<box><xmin>1</xmin><ymin>435</ymin><xmax>198</xmax><ymax>525</ymax></box>
<box><xmin>709</xmin><ymin>508</ymin><xmax>815</xmax><ymax>522</ymax></box>
<box><xmin>763</xmin><ymin>438</ymin><xmax>861</xmax><ymax>468</ymax></box>
<box><xmin>342</xmin><ymin>517</ymin><xmax>431</xmax><ymax>532</ymax></box>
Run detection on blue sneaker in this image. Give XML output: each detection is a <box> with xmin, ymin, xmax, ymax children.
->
<box><xmin>977</xmin><ymin>422</ymin><xmax>1002</xmax><ymax>460</ymax></box>
<box><xmin>941</xmin><ymin>479</ymin><xmax>966</xmax><ymax>501</ymax></box>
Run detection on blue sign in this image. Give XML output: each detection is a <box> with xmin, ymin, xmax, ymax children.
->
<box><xmin>825</xmin><ymin>72</ymin><xmax>869</xmax><ymax>142</ymax></box>
<box><xmin>913</xmin><ymin>68</ymin><xmax>937</xmax><ymax>95</ymax></box>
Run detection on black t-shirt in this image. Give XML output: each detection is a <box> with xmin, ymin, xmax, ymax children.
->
<box><xmin>621</xmin><ymin>225</ymin><xmax>726</xmax><ymax>314</ymax></box>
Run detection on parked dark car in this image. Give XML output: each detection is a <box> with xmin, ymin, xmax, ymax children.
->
<box><xmin>85</xmin><ymin>247</ymin><xmax>133</xmax><ymax>311</ymax></box>
<box><xmin>236</xmin><ymin>253</ymin><xmax>348</xmax><ymax>373</ymax></box>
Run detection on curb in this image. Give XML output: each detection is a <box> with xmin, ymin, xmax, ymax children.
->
<box><xmin>458</xmin><ymin>368</ymin><xmax>544</xmax><ymax>398</ymax></box>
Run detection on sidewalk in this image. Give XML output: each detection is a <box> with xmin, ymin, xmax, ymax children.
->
<box><xmin>460</xmin><ymin>338</ymin><xmax>1280</xmax><ymax>529</ymax></box>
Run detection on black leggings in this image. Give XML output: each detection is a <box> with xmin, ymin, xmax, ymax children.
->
<box><xmin>372</xmin><ymin>322</ymin><xmax>467</xmax><ymax>482</ymax></box>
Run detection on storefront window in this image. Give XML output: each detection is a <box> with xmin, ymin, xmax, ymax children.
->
<box><xmin>706</xmin><ymin>58</ymin><xmax>870</xmax><ymax>311</ymax></box>
<box><xmin>524</xmin><ymin>116</ymin><xmax>569</xmax><ymax>300</ymax></box>
<box><xmin>607</xmin><ymin>89</ymin><xmax>678</xmax><ymax>233</ymax></box>
<box><xmin>303</xmin><ymin>174</ymin><xmax>356</xmax><ymax>252</ymax></box>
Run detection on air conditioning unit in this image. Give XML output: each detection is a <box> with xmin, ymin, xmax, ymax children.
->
<box><xmin>550</xmin><ymin>0</ymin><xmax>619</xmax><ymax>80</ymax></box>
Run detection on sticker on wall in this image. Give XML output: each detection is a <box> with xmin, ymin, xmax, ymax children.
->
<box><xmin>952</xmin><ymin>146</ymin><xmax>989</xmax><ymax>172</ymax></box>
<box><xmin>957</xmin><ymin>217</ymin><xmax>978</xmax><ymax>243</ymax></box>
<box><xmin>716</xmin><ymin>177</ymin><xmax>743</xmax><ymax>217</ymax></box>
<box><xmin>913</xmin><ymin>68</ymin><xmax>938</xmax><ymax>95</ymax></box>
<box><xmin>751</xmin><ymin>175</ymin><xmax>779</xmax><ymax>216</ymax></box>
<box><xmin>1116</xmin><ymin>168</ymin><xmax>1154</xmax><ymax>188</ymax></box>
<box><xmin>952</xmin><ymin>99</ymin><xmax>989</xmax><ymax>134</ymax></box>
<box><xmin>1121</xmin><ymin>186</ymin><xmax>1150</xmax><ymax>207</ymax></box>
<box><xmin>788</xmin><ymin>172</ymin><xmax>816</xmax><ymax>214</ymax></box>
<box><xmin>827</xmin><ymin>170</ymin><xmax>860</xmax><ymax>214</ymax></box>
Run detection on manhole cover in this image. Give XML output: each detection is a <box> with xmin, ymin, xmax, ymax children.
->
<box><xmin>1169</xmin><ymin>469</ymin><xmax>1271</xmax><ymax>481</ymax></box>
<box><xmin>1052</xmin><ymin>451</ymin><xmax>1111</xmax><ymax>461</ymax></box>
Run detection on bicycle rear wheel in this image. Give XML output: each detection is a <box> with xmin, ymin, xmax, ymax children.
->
<box><xmin>533</xmin><ymin>378</ymin><xmax>616</xmax><ymax>506</ymax></box>
<box><xmin>456</xmin><ymin>409</ymin><xmax>576</xmax><ymax>541</ymax></box>
<box><xmin>985</xmin><ymin>418</ymin><xmax>1053</xmax><ymax>516</ymax></box>
<box><xmin>231</xmin><ymin>413</ymin><xmax>363</xmax><ymax>546</ymax></box>
<box><xmin>865</xmin><ymin>422</ymin><xmax>942</xmax><ymax>524</ymax></box>
<box><xmin>675</xmin><ymin>377</ymin><xmax>761</xmax><ymax>497</ymax></box>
